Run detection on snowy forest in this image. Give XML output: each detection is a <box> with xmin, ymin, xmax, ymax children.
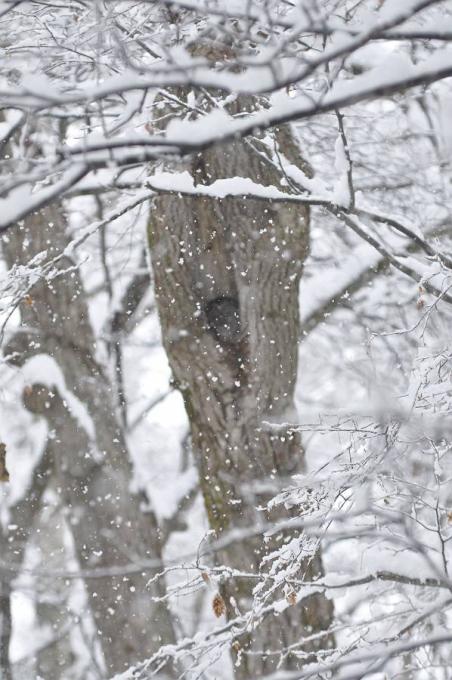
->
<box><xmin>1</xmin><ymin>1</ymin><xmax>452</xmax><ymax>678</ymax></box>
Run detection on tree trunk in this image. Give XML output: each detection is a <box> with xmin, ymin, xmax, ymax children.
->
<box><xmin>148</xmin><ymin>108</ymin><xmax>333</xmax><ymax>675</ymax></box>
<box><xmin>2</xmin><ymin>202</ymin><xmax>176</xmax><ymax>677</ymax></box>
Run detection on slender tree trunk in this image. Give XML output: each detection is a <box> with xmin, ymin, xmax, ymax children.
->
<box><xmin>148</xmin><ymin>107</ymin><xmax>333</xmax><ymax>675</ymax></box>
<box><xmin>1</xmin><ymin>201</ymin><xmax>176</xmax><ymax>677</ymax></box>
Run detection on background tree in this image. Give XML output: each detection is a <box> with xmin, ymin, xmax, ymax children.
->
<box><xmin>0</xmin><ymin>127</ymin><xmax>176</xmax><ymax>676</ymax></box>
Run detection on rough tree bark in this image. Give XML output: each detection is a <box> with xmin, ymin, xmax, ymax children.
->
<box><xmin>148</xmin><ymin>95</ymin><xmax>334</xmax><ymax>675</ymax></box>
<box><xmin>1</xmin><ymin>200</ymin><xmax>176</xmax><ymax>677</ymax></box>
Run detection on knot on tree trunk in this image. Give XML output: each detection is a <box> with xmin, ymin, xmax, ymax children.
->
<box><xmin>22</xmin><ymin>383</ymin><xmax>59</xmax><ymax>415</ymax></box>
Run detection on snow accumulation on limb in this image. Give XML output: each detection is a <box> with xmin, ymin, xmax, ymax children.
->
<box><xmin>21</xmin><ymin>354</ymin><xmax>96</xmax><ymax>441</ymax></box>
<box><xmin>1</xmin><ymin>0</ymin><xmax>451</xmax><ymax>230</ymax></box>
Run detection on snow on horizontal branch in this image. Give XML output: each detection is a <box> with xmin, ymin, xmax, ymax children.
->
<box><xmin>146</xmin><ymin>171</ymin><xmax>318</xmax><ymax>202</ymax></box>
<box><xmin>21</xmin><ymin>354</ymin><xmax>96</xmax><ymax>440</ymax></box>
